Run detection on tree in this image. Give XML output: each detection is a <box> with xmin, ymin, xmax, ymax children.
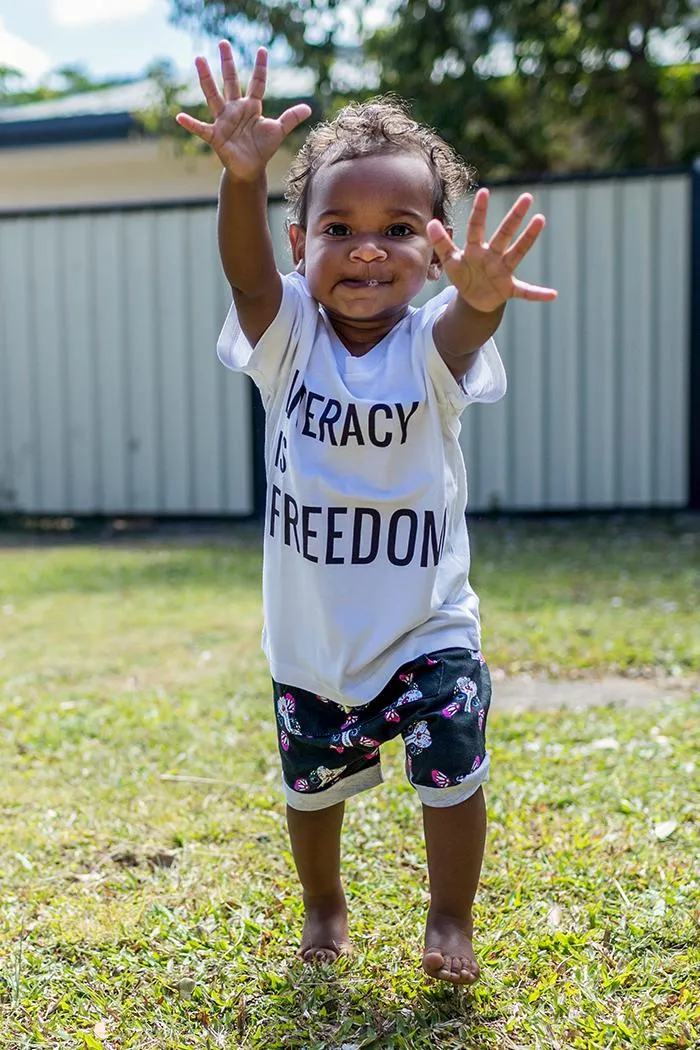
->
<box><xmin>367</xmin><ymin>0</ymin><xmax>700</xmax><ymax>175</ymax></box>
<box><xmin>169</xmin><ymin>0</ymin><xmax>700</xmax><ymax>176</ymax></box>
<box><xmin>170</xmin><ymin>0</ymin><xmax>361</xmax><ymax>90</ymax></box>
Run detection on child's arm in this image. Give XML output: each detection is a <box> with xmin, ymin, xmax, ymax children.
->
<box><xmin>429</xmin><ymin>189</ymin><xmax>557</xmax><ymax>380</ymax></box>
<box><xmin>176</xmin><ymin>44</ymin><xmax>311</xmax><ymax>346</ymax></box>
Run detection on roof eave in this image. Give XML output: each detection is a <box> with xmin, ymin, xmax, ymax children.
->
<box><xmin>0</xmin><ymin>112</ymin><xmax>138</xmax><ymax>149</ymax></box>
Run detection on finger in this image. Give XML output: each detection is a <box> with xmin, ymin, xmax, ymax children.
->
<box><xmin>246</xmin><ymin>46</ymin><xmax>268</xmax><ymax>101</ymax></box>
<box><xmin>278</xmin><ymin>103</ymin><xmax>313</xmax><ymax>137</ymax></box>
<box><xmin>511</xmin><ymin>278</ymin><xmax>558</xmax><ymax>302</ymax></box>
<box><xmin>465</xmin><ymin>187</ymin><xmax>489</xmax><ymax>246</ymax></box>
<box><xmin>503</xmin><ymin>214</ymin><xmax>546</xmax><ymax>271</ymax></box>
<box><xmin>219</xmin><ymin>40</ymin><xmax>241</xmax><ymax>102</ymax></box>
<box><xmin>489</xmin><ymin>193</ymin><xmax>533</xmax><ymax>254</ymax></box>
<box><xmin>194</xmin><ymin>56</ymin><xmax>225</xmax><ymax>118</ymax></box>
<box><xmin>427</xmin><ymin>219</ymin><xmax>462</xmax><ymax>267</ymax></box>
<box><xmin>175</xmin><ymin>112</ymin><xmax>215</xmax><ymax>144</ymax></box>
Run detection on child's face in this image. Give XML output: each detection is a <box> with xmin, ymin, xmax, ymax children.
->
<box><xmin>289</xmin><ymin>152</ymin><xmax>443</xmax><ymax>328</ymax></box>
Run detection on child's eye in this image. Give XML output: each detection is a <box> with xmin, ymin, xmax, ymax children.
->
<box><xmin>325</xmin><ymin>224</ymin><xmax>351</xmax><ymax>236</ymax></box>
<box><xmin>386</xmin><ymin>224</ymin><xmax>413</xmax><ymax>237</ymax></box>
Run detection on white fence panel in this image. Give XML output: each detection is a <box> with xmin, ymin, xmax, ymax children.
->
<box><xmin>0</xmin><ymin>204</ymin><xmax>254</xmax><ymax>516</ymax></box>
<box><xmin>581</xmin><ymin>182</ymin><xmax>617</xmax><ymax>507</ymax></box>
<box><xmin>656</xmin><ymin>177</ymin><xmax>691</xmax><ymax>504</ymax></box>
<box><xmin>93</xmin><ymin>212</ymin><xmax>129</xmax><ymax>512</ymax></box>
<box><xmin>0</xmin><ymin>173</ymin><xmax>691</xmax><ymax>516</ymax></box>
<box><xmin>440</xmin><ymin>174</ymin><xmax>690</xmax><ymax>512</ymax></box>
<box><xmin>0</xmin><ymin>219</ymin><xmax>37</xmax><ymax>510</ymax></box>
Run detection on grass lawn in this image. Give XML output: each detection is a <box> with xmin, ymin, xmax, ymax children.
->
<box><xmin>0</xmin><ymin>517</ymin><xmax>698</xmax><ymax>1049</ymax></box>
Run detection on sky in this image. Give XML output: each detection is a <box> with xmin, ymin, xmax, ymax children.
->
<box><xmin>0</xmin><ymin>0</ymin><xmax>222</xmax><ymax>84</ymax></box>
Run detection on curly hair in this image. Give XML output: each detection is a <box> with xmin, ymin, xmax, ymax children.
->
<box><xmin>285</xmin><ymin>98</ymin><xmax>474</xmax><ymax>227</ymax></box>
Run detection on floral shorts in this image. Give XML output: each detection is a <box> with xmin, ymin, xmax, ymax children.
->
<box><xmin>272</xmin><ymin>648</ymin><xmax>492</xmax><ymax>811</ymax></box>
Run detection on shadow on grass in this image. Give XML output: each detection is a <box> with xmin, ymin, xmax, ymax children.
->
<box><xmin>2</xmin><ymin>514</ymin><xmax>698</xmax><ymax>603</ymax></box>
<box><xmin>241</xmin><ymin>960</ymin><xmax>492</xmax><ymax>1049</ymax></box>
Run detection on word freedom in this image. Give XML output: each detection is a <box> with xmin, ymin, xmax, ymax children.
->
<box><xmin>269</xmin><ymin>484</ymin><xmax>447</xmax><ymax>567</ymax></box>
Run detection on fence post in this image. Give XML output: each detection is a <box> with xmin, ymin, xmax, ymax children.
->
<box><xmin>250</xmin><ymin>383</ymin><xmax>267</xmax><ymax>519</ymax></box>
<box><xmin>691</xmin><ymin>158</ymin><xmax>700</xmax><ymax>511</ymax></box>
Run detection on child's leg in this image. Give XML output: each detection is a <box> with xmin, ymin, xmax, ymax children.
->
<box><xmin>286</xmin><ymin>801</ymin><xmax>351</xmax><ymax>963</ymax></box>
<box><xmin>421</xmin><ymin>787</ymin><xmax>486</xmax><ymax>985</ymax></box>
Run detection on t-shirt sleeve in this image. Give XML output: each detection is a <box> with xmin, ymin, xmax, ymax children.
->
<box><xmin>216</xmin><ymin>271</ymin><xmax>307</xmax><ymax>408</ymax></box>
<box><xmin>417</xmin><ymin>286</ymin><xmax>508</xmax><ymax>416</ymax></box>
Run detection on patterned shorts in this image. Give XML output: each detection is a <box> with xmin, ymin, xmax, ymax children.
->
<box><xmin>272</xmin><ymin>647</ymin><xmax>492</xmax><ymax>811</ymax></box>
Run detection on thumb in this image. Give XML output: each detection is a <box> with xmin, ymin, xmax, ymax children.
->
<box><xmin>175</xmin><ymin>112</ymin><xmax>214</xmax><ymax>145</ymax></box>
<box><xmin>278</xmin><ymin>103</ymin><xmax>312</xmax><ymax>138</ymax></box>
<box><xmin>427</xmin><ymin>219</ymin><xmax>463</xmax><ymax>278</ymax></box>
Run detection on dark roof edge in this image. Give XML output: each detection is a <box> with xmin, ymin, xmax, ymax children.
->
<box><xmin>0</xmin><ymin>112</ymin><xmax>138</xmax><ymax>149</ymax></box>
<box><xmin>0</xmin><ymin>196</ymin><xmax>219</xmax><ymax>220</ymax></box>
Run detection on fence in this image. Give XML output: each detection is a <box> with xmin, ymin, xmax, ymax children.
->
<box><xmin>0</xmin><ymin>167</ymin><xmax>695</xmax><ymax>516</ymax></box>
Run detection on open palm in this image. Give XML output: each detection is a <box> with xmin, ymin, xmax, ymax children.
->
<box><xmin>427</xmin><ymin>189</ymin><xmax>557</xmax><ymax>312</ymax></box>
<box><xmin>176</xmin><ymin>43</ymin><xmax>311</xmax><ymax>181</ymax></box>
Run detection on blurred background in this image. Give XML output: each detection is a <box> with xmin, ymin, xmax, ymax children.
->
<box><xmin>0</xmin><ymin>0</ymin><xmax>698</xmax><ymax>519</ymax></box>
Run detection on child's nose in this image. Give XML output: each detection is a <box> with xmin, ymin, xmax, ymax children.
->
<box><xmin>349</xmin><ymin>240</ymin><xmax>388</xmax><ymax>262</ymax></box>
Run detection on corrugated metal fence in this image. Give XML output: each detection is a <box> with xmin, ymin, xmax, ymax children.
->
<box><xmin>0</xmin><ymin>170</ymin><xmax>693</xmax><ymax>516</ymax></box>
<box><xmin>0</xmin><ymin>206</ymin><xmax>252</xmax><ymax>516</ymax></box>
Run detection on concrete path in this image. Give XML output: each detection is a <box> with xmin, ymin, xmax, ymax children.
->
<box><xmin>493</xmin><ymin>673</ymin><xmax>696</xmax><ymax>712</ymax></box>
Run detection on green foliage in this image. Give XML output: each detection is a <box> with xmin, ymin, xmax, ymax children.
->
<box><xmin>169</xmin><ymin>0</ymin><xmax>700</xmax><ymax>176</ymax></box>
<box><xmin>134</xmin><ymin>58</ymin><xmax>204</xmax><ymax>155</ymax></box>
<box><xmin>170</xmin><ymin>0</ymin><xmax>354</xmax><ymax>91</ymax></box>
<box><xmin>361</xmin><ymin>0</ymin><xmax>700</xmax><ymax>175</ymax></box>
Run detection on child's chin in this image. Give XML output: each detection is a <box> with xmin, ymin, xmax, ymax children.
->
<box><xmin>333</xmin><ymin>296</ymin><xmax>398</xmax><ymax>318</ymax></box>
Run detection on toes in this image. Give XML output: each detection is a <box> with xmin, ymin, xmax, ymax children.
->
<box><xmin>423</xmin><ymin>948</ymin><xmax>460</xmax><ymax>982</ymax></box>
<box><xmin>423</xmin><ymin>948</ymin><xmax>480</xmax><ymax>985</ymax></box>
<box><xmin>458</xmin><ymin>957</ymin><xmax>478</xmax><ymax>982</ymax></box>
<box><xmin>298</xmin><ymin>944</ymin><xmax>340</xmax><ymax>964</ymax></box>
<box><xmin>453</xmin><ymin>955</ymin><xmax>480</xmax><ymax>985</ymax></box>
<box><xmin>422</xmin><ymin>948</ymin><xmax>445</xmax><ymax>974</ymax></box>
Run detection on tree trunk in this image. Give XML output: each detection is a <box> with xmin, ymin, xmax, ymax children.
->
<box><xmin>628</xmin><ymin>40</ymin><xmax>668</xmax><ymax>166</ymax></box>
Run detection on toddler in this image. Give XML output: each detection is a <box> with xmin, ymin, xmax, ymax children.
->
<box><xmin>177</xmin><ymin>42</ymin><xmax>556</xmax><ymax>985</ymax></box>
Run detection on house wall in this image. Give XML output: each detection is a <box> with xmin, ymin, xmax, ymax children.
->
<box><xmin>0</xmin><ymin>137</ymin><xmax>293</xmax><ymax>210</ymax></box>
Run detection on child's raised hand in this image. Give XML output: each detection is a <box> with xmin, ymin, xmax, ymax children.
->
<box><xmin>427</xmin><ymin>189</ymin><xmax>557</xmax><ymax>313</ymax></box>
<box><xmin>176</xmin><ymin>42</ymin><xmax>312</xmax><ymax>181</ymax></box>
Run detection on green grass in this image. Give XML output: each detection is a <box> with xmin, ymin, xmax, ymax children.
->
<box><xmin>0</xmin><ymin>517</ymin><xmax>698</xmax><ymax>1048</ymax></box>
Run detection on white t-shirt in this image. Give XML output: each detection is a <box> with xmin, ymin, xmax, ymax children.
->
<box><xmin>218</xmin><ymin>271</ymin><xmax>506</xmax><ymax>705</ymax></box>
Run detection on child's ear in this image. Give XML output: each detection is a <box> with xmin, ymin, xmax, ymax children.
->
<box><xmin>289</xmin><ymin>223</ymin><xmax>306</xmax><ymax>273</ymax></box>
<box><xmin>427</xmin><ymin>223</ymin><xmax>453</xmax><ymax>281</ymax></box>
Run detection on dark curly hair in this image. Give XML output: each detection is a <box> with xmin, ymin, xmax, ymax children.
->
<box><xmin>285</xmin><ymin>97</ymin><xmax>474</xmax><ymax>228</ymax></box>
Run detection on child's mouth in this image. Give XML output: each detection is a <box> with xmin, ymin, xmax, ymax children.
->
<box><xmin>339</xmin><ymin>279</ymin><xmax>385</xmax><ymax>289</ymax></box>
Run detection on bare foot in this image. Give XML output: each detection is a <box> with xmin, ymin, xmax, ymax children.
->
<box><xmin>297</xmin><ymin>891</ymin><xmax>351</xmax><ymax>964</ymax></box>
<box><xmin>423</xmin><ymin>910</ymin><xmax>480</xmax><ymax>985</ymax></box>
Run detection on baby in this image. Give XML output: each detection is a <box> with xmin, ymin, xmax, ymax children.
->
<box><xmin>177</xmin><ymin>42</ymin><xmax>555</xmax><ymax>985</ymax></box>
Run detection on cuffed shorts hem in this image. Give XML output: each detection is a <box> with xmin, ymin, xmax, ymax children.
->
<box><xmin>274</xmin><ymin>648</ymin><xmax>492</xmax><ymax>810</ymax></box>
<box><xmin>414</xmin><ymin>753</ymin><xmax>490</xmax><ymax>808</ymax></box>
<box><xmin>283</xmin><ymin>762</ymin><xmax>384</xmax><ymax>812</ymax></box>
